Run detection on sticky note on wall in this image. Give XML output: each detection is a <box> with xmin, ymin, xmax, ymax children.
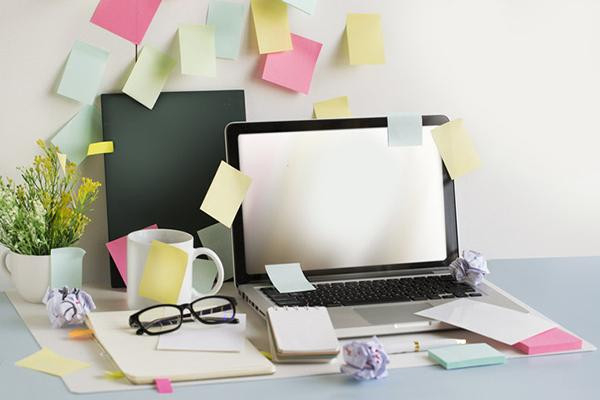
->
<box><xmin>261</xmin><ymin>33</ymin><xmax>322</xmax><ymax>94</ymax></box>
<box><xmin>346</xmin><ymin>13</ymin><xmax>385</xmax><ymax>65</ymax></box>
<box><xmin>88</xmin><ymin>141</ymin><xmax>114</xmax><ymax>155</ymax></box>
<box><xmin>178</xmin><ymin>25</ymin><xmax>216</xmax><ymax>77</ymax></box>
<box><xmin>57</xmin><ymin>41</ymin><xmax>109</xmax><ymax>105</ymax></box>
<box><xmin>313</xmin><ymin>96</ymin><xmax>351</xmax><ymax>119</ymax></box>
<box><xmin>251</xmin><ymin>0</ymin><xmax>292</xmax><ymax>54</ymax></box>
<box><xmin>387</xmin><ymin>112</ymin><xmax>422</xmax><ymax>146</ymax></box>
<box><xmin>122</xmin><ymin>45</ymin><xmax>175</xmax><ymax>109</ymax></box>
<box><xmin>283</xmin><ymin>0</ymin><xmax>317</xmax><ymax>15</ymax></box>
<box><xmin>431</xmin><ymin>119</ymin><xmax>481</xmax><ymax>179</ymax></box>
<box><xmin>51</xmin><ymin>105</ymin><xmax>102</xmax><ymax>165</ymax></box>
<box><xmin>207</xmin><ymin>0</ymin><xmax>247</xmax><ymax>60</ymax></box>
<box><xmin>50</xmin><ymin>247</ymin><xmax>86</xmax><ymax>289</ymax></box>
<box><xmin>90</xmin><ymin>0</ymin><xmax>162</xmax><ymax>45</ymax></box>
<box><xmin>138</xmin><ymin>240</ymin><xmax>188</xmax><ymax>304</ymax></box>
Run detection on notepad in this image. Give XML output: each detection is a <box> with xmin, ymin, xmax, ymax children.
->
<box><xmin>428</xmin><ymin>343</ymin><xmax>506</xmax><ymax>369</ymax></box>
<box><xmin>514</xmin><ymin>328</ymin><xmax>582</xmax><ymax>355</ymax></box>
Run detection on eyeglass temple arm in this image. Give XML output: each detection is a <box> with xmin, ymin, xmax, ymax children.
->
<box><xmin>139</xmin><ymin>303</ymin><xmax>237</xmax><ymax>328</ymax></box>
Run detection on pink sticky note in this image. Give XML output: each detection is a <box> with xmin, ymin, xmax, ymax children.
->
<box><xmin>514</xmin><ymin>327</ymin><xmax>582</xmax><ymax>355</ymax></box>
<box><xmin>261</xmin><ymin>33</ymin><xmax>322</xmax><ymax>94</ymax></box>
<box><xmin>155</xmin><ymin>378</ymin><xmax>173</xmax><ymax>394</ymax></box>
<box><xmin>91</xmin><ymin>0</ymin><xmax>162</xmax><ymax>45</ymax></box>
<box><xmin>105</xmin><ymin>224</ymin><xmax>157</xmax><ymax>285</ymax></box>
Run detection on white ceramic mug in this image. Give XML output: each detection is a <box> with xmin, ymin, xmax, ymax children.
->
<box><xmin>126</xmin><ymin>229</ymin><xmax>225</xmax><ymax>310</ymax></box>
<box><xmin>2</xmin><ymin>252</ymin><xmax>51</xmax><ymax>303</ymax></box>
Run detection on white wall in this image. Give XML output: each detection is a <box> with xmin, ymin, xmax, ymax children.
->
<box><xmin>1</xmin><ymin>0</ymin><xmax>599</xmax><ymax>288</ymax></box>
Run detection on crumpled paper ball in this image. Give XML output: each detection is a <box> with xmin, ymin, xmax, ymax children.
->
<box><xmin>449</xmin><ymin>249</ymin><xmax>489</xmax><ymax>286</ymax></box>
<box><xmin>340</xmin><ymin>337</ymin><xmax>390</xmax><ymax>381</ymax></box>
<box><xmin>42</xmin><ymin>287</ymin><xmax>96</xmax><ymax>328</ymax></box>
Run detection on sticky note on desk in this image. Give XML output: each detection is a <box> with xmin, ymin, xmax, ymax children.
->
<box><xmin>261</xmin><ymin>33</ymin><xmax>322</xmax><ymax>94</ymax></box>
<box><xmin>265</xmin><ymin>263</ymin><xmax>315</xmax><ymax>293</ymax></box>
<box><xmin>207</xmin><ymin>0</ymin><xmax>246</xmax><ymax>60</ymax></box>
<box><xmin>50</xmin><ymin>247</ymin><xmax>86</xmax><ymax>289</ymax></box>
<box><xmin>251</xmin><ymin>0</ymin><xmax>292</xmax><ymax>54</ymax></box>
<box><xmin>200</xmin><ymin>161</ymin><xmax>252</xmax><ymax>228</ymax></box>
<box><xmin>51</xmin><ymin>105</ymin><xmax>102</xmax><ymax>165</ymax></box>
<box><xmin>138</xmin><ymin>241</ymin><xmax>188</xmax><ymax>304</ymax></box>
<box><xmin>198</xmin><ymin>223</ymin><xmax>234</xmax><ymax>280</ymax></box>
<box><xmin>178</xmin><ymin>25</ymin><xmax>216</xmax><ymax>77</ymax></box>
<box><xmin>346</xmin><ymin>14</ymin><xmax>385</xmax><ymax>65</ymax></box>
<box><xmin>106</xmin><ymin>224</ymin><xmax>158</xmax><ymax>285</ymax></box>
<box><xmin>122</xmin><ymin>45</ymin><xmax>175</xmax><ymax>110</ymax></box>
<box><xmin>431</xmin><ymin>119</ymin><xmax>481</xmax><ymax>180</ymax></box>
<box><xmin>514</xmin><ymin>328</ymin><xmax>582</xmax><ymax>355</ymax></box>
<box><xmin>90</xmin><ymin>0</ymin><xmax>162</xmax><ymax>45</ymax></box>
<box><xmin>428</xmin><ymin>343</ymin><xmax>506</xmax><ymax>369</ymax></box>
<box><xmin>15</xmin><ymin>347</ymin><xmax>90</xmax><ymax>377</ymax></box>
<box><xmin>387</xmin><ymin>112</ymin><xmax>422</xmax><ymax>146</ymax></box>
<box><xmin>283</xmin><ymin>0</ymin><xmax>317</xmax><ymax>15</ymax></box>
<box><xmin>57</xmin><ymin>41</ymin><xmax>109</xmax><ymax>105</ymax></box>
<box><xmin>313</xmin><ymin>96</ymin><xmax>351</xmax><ymax>119</ymax></box>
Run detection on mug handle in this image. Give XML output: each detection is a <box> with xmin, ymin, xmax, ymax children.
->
<box><xmin>189</xmin><ymin>247</ymin><xmax>225</xmax><ymax>298</ymax></box>
<box><xmin>1</xmin><ymin>250</ymin><xmax>12</xmax><ymax>276</ymax></box>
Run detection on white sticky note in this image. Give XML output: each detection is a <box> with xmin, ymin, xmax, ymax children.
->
<box><xmin>265</xmin><ymin>263</ymin><xmax>315</xmax><ymax>293</ymax></box>
<box><xmin>157</xmin><ymin>314</ymin><xmax>246</xmax><ymax>352</ymax></box>
<box><xmin>415</xmin><ymin>299</ymin><xmax>557</xmax><ymax>345</ymax></box>
<box><xmin>387</xmin><ymin>112</ymin><xmax>422</xmax><ymax>146</ymax></box>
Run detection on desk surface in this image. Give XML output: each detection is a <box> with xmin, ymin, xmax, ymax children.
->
<box><xmin>2</xmin><ymin>257</ymin><xmax>599</xmax><ymax>399</ymax></box>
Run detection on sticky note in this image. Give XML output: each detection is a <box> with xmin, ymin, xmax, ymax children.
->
<box><xmin>155</xmin><ymin>378</ymin><xmax>173</xmax><ymax>393</ymax></box>
<box><xmin>207</xmin><ymin>1</ymin><xmax>247</xmax><ymax>60</ymax></box>
<box><xmin>192</xmin><ymin>259</ymin><xmax>219</xmax><ymax>294</ymax></box>
<box><xmin>122</xmin><ymin>45</ymin><xmax>175</xmax><ymax>110</ymax></box>
<box><xmin>106</xmin><ymin>224</ymin><xmax>158</xmax><ymax>285</ymax></box>
<box><xmin>198</xmin><ymin>223</ymin><xmax>234</xmax><ymax>280</ymax></box>
<box><xmin>387</xmin><ymin>112</ymin><xmax>422</xmax><ymax>146</ymax></box>
<box><xmin>313</xmin><ymin>96</ymin><xmax>351</xmax><ymax>119</ymax></box>
<box><xmin>87</xmin><ymin>141</ymin><xmax>114</xmax><ymax>155</ymax></box>
<box><xmin>261</xmin><ymin>33</ymin><xmax>322</xmax><ymax>94</ymax></box>
<box><xmin>200</xmin><ymin>161</ymin><xmax>252</xmax><ymax>228</ymax></box>
<box><xmin>283</xmin><ymin>0</ymin><xmax>317</xmax><ymax>15</ymax></box>
<box><xmin>15</xmin><ymin>347</ymin><xmax>90</xmax><ymax>377</ymax></box>
<box><xmin>178</xmin><ymin>25</ymin><xmax>216</xmax><ymax>77</ymax></box>
<box><xmin>50</xmin><ymin>247</ymin><xmax>86</xmax><ymax>289</ymax></box>
<box><xmin>90</xmin><ymin>0</ymin><xmax>162</xmax><ymax>45</ymax></box>
<box><xmin>138</xmin><ymin>240</ymin><xmax>188</xmax><ymax>304</ymax></box>
<box><xmin>346</xmin><ymin>14</ymin><xmax>385</xmax><ymax>65</ymax></box>
<box><xmin>514</xmin><ymin>328</ymin><xmax>582</xmax><ymax>355</ymax></box>
<box><xmin>104</xmin><ymin>370</ymin><xmax>126</xmax><ymax>379</ymax></box>
<box><xmin>431</xmin><ymin>119</ymin><xmax>481</xmax><ymax>179</ymax></box>
<box><xmin>250</xmin><ymin>0</ymin><xmax>292</xmax><ymax>54</ymax></box>
<box><xmin>57</xmin><ymin>41</ymin><xmax>109</xmax><ymax>105</ymax></box>
<box><xmin>68</xmin><ymin>329</ymin><xmax>94</xmax><ymax>339</ymax></box>
<box><xmin>265</xmin><ymin>263</ymin><xmax>315</xmax><ymax>293</ymax></box>
<box><xmin>57</xmin><ymin>153</ymin><xmax>68</xmax><ymax>174</ymax></box>
<box><xmin>51</xmin><ymin>105</ymin><xmax>102</xmax><ymax>165</ymax></box>
<box><xmin>428</xmin><ymin>343</ymin><xmax>506</xmax><ymax>370</ymax></box>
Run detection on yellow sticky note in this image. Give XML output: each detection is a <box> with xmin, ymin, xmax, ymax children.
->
<box><xmin>251</xmin><ymin>0</ymin><xmax>292</xmax><ymax>54</ymax></box>
<box><xmin>15</xmin><ymin>347</ymin><xmax>90</xmax><ymax>377</ymax></box>
<box><xmin>200</xmin><ymin>161</ymin><xmax>252</xmax><ymax>228</ymax></box>
<box><xmin>431</xmin><ymin>119</ymin><xmax>481</xmax><ymax>179</ymax></box>
<box><xmin>87</xmin><ymin>141</ymin><xmax>114</xmax><ymax>155</ymax></box>
<box><xmin>313</xmin><ymin>96</ymin><xmax>352</xmax><ymax>119</ymax></box>
<box><xmin>346</xmin><ymin>14</ymin><xmax>385</xmax><ymax>65</ymax></box>
<box><xmin>138</xmin><ymin>241</ymin><xmax>188</xmax><ymax>304</ymax></box>
<box><xmin>104</xmin><ymin>370</ymin><xmax>126</xmax><ymax>379</ymax></box>
<box><xmin>178</xmin><ymin>25</ymin><xmax>216</xmax><ymax>77</ymax></box>
<box><xmin>57</xmin><ymin>152</ymin><xmax>67</xmax><ymax>174</ymax></box>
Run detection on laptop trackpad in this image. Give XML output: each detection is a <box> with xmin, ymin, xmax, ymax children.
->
<box><xmin>353</xmin><ymin>303</ymin><xmax>434</xmax><ymax>326</ymax></box>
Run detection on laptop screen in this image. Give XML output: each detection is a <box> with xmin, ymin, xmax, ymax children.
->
<box><xmin>236</xmin><ymin>125</ymin><xmax>448</xmax><ymax>276</ymax></box>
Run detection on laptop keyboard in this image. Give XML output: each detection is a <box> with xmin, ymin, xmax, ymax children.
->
<box><xmin>260</xmin><ymin>275</ymin><xmax>482</xmax><ymax>307</ymax></box>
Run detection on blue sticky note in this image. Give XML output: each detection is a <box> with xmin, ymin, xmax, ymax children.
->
<box><xmin>50</xmin><ymin>247</ymin><xmax>86</xmax><ymax>289</ymax></box>
<box><xmin>198</xmin><ymin>224</ymin><xmax>234</xmax><ymax>280</ymax></box>
<box><xmin>192</xmin><ymin>259</ymin><xmax>219</xmax><ymax>294</ymax></box>
<box><xmin>51</xmin><ymin>105</ymin><xmax>102</xmax><ymax>165</ymax></box>
<box><xmin>283</xmin><ymin>0</ymin><xmax>317</xmax><ymax>15</ymax></box>
<box><xmin>207</xmin><ymin>0</ymin><xmax>247</xmax><ymax>60</ymax></box>
<box><xmin>387</xmin><ymin>112</ymin><xmax>422</xmax><ymax>146</ymax></box>
<box><xmin>265</xmin><ymin>263</ymin><xmax>315</xmax><ymax>293</ymax></box>
<box><xmin>428</xmin><ymin>343</ymin><xmax>506</xmax><ymax>370</ymax></box>
<box><xmin>57</xmin><ymin>41</ymin><xmax>109</xmax><ymax>105</ymax></box>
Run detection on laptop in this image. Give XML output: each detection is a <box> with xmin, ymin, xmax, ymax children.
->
<box><xmin>225</xmin><ymin>116</ymin><xmax>525</xmax><ymax>338</ymax></box>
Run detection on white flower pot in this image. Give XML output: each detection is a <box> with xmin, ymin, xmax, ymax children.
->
<box><xmin>2</xmin><ymin>252</ymin><xmax>50</xmax><ymax>303</ymax></box>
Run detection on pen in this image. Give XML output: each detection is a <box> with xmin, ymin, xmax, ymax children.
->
<box><xmin>386</xmin><ymin>339</ymin><xmax>467</xmax><ymax>354</ymax></box>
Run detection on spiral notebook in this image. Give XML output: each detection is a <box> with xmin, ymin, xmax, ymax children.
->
<box><xmin>267</xmin><ymin>307</ymin><xmax>340</xmax><ymax>363</ymax></box>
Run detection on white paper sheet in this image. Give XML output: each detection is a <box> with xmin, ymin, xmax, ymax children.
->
<box><xmin>157</xmin><ymin>314</ymin><xmax>246</xmax><ymax>352</ymax></box>
<box><xmin>415</xmin><ymin>299</ymin><xmax>557</xmax><ymax>345</ymax></box>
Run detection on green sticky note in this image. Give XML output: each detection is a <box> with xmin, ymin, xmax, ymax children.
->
<box><xmin>283</xmin><ymin>0</ymin><xmax>317</xmax><ymax>15</ymax></box>
<box><xmin>122</xmin><ymin>45</ymin><xmax>175</xmax><ymax>110</ymax></box>
<box><xmin>428</xmin><ymin>343</ymin><xmax>506</xmax><ymax>370</ymax></box>
<box><xmin>57</xmin><ymin>40</ymin><xmax>109</xmax><ymax>105</ymax></box>
<box><xmin>192</xmin><ymin>259</ymin><xmax>219</xmax><ymax>294</ymax></box>
<box><xmin>198</xmin><ymin>223</ymin><xmax>233</xmax><ymax>280</ymax></box>
<box><xmin>207</xmin><ymin>1</ymin><xmax>246</xmax><ymax>60</ymax></box>
<box><xmin>178</xmin><ymin>25</ymin><xmax>216</xmax><ymax>77</ymax></box>
<box><xmin>50</xmin><ymin>247</ymin><xmax>86</xmax><ymax>289</ymax></box>
<box><xmin>51</xmin><ymin>105</ymin><xmax>102</xmax><ymax>165</ymax></box>
<box><xmin>387</xmin><ymin>112</ymin><xmax>422</xmax><ymax>146</ymax></box>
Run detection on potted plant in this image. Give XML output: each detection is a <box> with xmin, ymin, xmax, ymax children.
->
<box><xmin>0</xmin><ymin>140</ymin><xmax>100</xmax><ymax>303</ymax></box>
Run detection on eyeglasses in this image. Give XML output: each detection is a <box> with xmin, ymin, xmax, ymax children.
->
<box><xmin>128</xmin><ymin>295</ymin><xmax>238</xmax><ymax>336</ymax></box>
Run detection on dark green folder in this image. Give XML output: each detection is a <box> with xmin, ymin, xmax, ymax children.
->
<box><xmin>101</xmin><ymin>91</ymin><xmax>246</xmax><ymax>288</ymax></box>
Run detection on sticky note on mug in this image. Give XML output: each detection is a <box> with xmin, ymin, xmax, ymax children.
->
<box><xmin>138</xmin><ymin>241</ymin><xmax>188</xmax><ymax>304</ymax></box>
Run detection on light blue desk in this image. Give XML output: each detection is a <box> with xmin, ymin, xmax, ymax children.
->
<box><xmin>2</xmin><ymin>257</ymin><xmax>599</xmax><ymax>399</ymax></box>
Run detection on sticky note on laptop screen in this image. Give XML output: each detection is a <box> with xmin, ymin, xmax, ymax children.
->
<box><xmin>265</xmin><ymin>263</ymin><xmax>315</xmax><ymax>293</ymax></box>
<box><xmin>428</xmin><ymin>343</ymin><xmax>506</xmax><ymax>370</ymax></box>
<box><xmin>514</xmin><ymin>328</ymin><xmax>582</xmax><ymax>355</ymax></box>
<box><xmin>431</xmin><ymin>119</ymin><xmax>481</xmax><ymax>179</ymax></box>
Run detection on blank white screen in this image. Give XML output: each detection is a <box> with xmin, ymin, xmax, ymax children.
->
<box><xmin>238</xmin><ymin>126</ymin><xmax>447</xmax><ymax>274</ymax></box>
